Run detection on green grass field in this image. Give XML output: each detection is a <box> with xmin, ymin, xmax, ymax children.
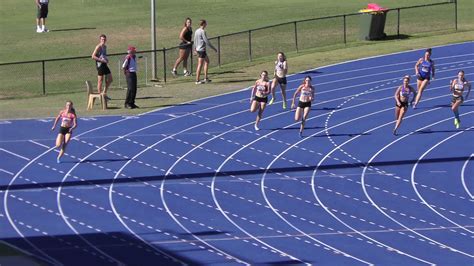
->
<box><xmin>0</xmin><ymin>0</ymin><xmax>473</xmax><ymax>120</ymax></box>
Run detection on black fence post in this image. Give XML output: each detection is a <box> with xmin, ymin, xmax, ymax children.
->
<box><xmin>248</xmin><ymin>30</ymin><xmax>252</xmax><ymax>62</ymax></box>
<box><xmin>42</xmin><ymin>60</ymin><xmax>46</xmax><ymax>95</ymax></box>
<box><xmin>162</xmin><ymin>48</ymin><xmax>166</xmax><ymax>83</ymax></box>
<box><xmin>218</xmin><ymin>36</ymin><xmax>221</xmax><ymax>67</ymax></box>
<box><xmin>397</xmin><ymin>8</ymin><xmax>400</xmax><ymax>37</ymax></box>
<box><xmin>294</xmin><ymin>22</ymin><xmax>299</xmax><ymax>53</ymax></box>
<box><xmin>454</xmin><ymin>0</ymin><xmax>458</xmax><ymax>31</ymax></box>
<box><xmin>343</xmin><ymin>15</ymin><xmax>347</xmax><ymax>45</ymax></box>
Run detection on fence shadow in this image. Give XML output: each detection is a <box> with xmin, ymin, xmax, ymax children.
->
<box><xmin>50</xmin><ymin>27</ymin><xmax>96</xmax><ymax>32</ymax></box>
<box><xmin>2</xmin><ymin>155</ymin><xmax>471</xmax><ymax>192</ymax></box>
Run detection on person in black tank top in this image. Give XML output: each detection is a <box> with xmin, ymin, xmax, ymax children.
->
<box><xmin>172</xmin><ymin>18</ymin><xmax>193</xmax><ymax>77</ymax></box>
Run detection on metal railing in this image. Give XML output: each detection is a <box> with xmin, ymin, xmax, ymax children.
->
<box><xmin>0</xmin><ymin>1</ymin><xmax>457</xmax><ymax>98</ymax></box>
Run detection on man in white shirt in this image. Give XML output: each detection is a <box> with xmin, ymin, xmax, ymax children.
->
<box><xmin>122</xmin><ymin>46</ymin><xmax>139</xmax><ymax>109</ymax></box>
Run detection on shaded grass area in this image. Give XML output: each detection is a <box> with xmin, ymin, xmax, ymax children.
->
<box><xmin>1</xmin><ymin>30</ymin><xmax>473</xmax><ymax>120</ymax></box>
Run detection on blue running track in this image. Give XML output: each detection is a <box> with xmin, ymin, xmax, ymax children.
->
<box><xmin>1</xmin><ymin>42</ymin><xmax>473</xmax><ymax>265</ymax></box>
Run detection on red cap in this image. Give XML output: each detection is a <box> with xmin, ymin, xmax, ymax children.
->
<box><xmin>127</xmin><ymin>46</ymin><xmax>136</xmax><ymax>51</ymax></box>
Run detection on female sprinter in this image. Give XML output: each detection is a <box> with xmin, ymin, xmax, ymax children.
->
<box><xmin>269</xmin><ymin>52</ymin><xmax>288</xmax><ymax>109</ymax></box>
<box><xmin>450</xmin><ymin>70</ymin><xmax>471</xmax><ymax>129</ymax></box>
<box><xmin>250</xmin><ymin>71</ymin><xmax>271</xmax><ymax>131</ymax></box>
<box><xmin>51</xmin><ymin>101</ymin><xmax>77</xmax><ymax>163</ymax></box>
<box><xmin>393</xmin><ymin>75</ymin><xmax>416</xmax><ymax>135</ymax></box>
<box><xmin>413</xmin><ymin>48</ymin><xmax>435</xmax><ymax>108</ymax></box>
<box><xmin>291</xmin><ymin>76</ymin><xmax>315</xmax><ymax>137</ymax></box>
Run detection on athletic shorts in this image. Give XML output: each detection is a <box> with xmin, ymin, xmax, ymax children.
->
<box><xmin>197</xmin><ymin>51</ymin><xmax>207</xmax><ymax>59</ymax></box>
<box><xmin>417</xmin><ymin>74</ymin><xmax>430</xmax><ymax>81</ymax></box>
<box><xmin>97</xmin><ymin>63</ymin><xmax>111</xmax><ymax>76</ymax></box>
<box><xmin>298</xmin><ymin>101</ymin><xmax>311</xmax><ymax>109</ymax></box>
<box><xmin>254</xmin><ymin>96</ymin><xmax>268</xmax><ymax>103</ymax></box>
<box><xmin>37</xmin><ymin>4</ymin><xmax>48</xmax><ymax>19</ymax></box>
<box><xmin>59</xmin><ymin>126</ymin><xmax>71</xmax><ymax>135</ymax></box>
<box><xmin>275</xmin><ymin>76</ymin><xmax>287</xmax><ymax>85</ymax></box>
<box><xmin>451</xmin><ymin>95</ymin><xmax>464</xmax><ymax>104</ymax></box>
<box><xmin>178</xmin><ymin>42</ymin><xmax>192</xmax><ymax>50</ymax></box>
<box><xmin>396</xmin><ymin>101</ymin><xmax>409</xmax><ymax>108</ymax></box>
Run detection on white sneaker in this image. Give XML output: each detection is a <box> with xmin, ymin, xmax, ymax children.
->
<box><xmin>254</xmin><ymin>124</ymin><xmax>260</xmax><ymax>131</ymax></box>
<box><xmin>183</xmin><ymin>70</ymin><xmax>191</xmax><ymax>76</ymax></box>
<box><xmin>36</xmin><ymin>28</ymin><xmax>42</xmax><ymax>33</ymax></box>
<box><xmin>42</xmin><ymin>27</ymin><xmax>49</xmax><ymax>32</ymax></box>
<box><xmin>195</xmin><ymin>80</ymin><xmax>204</xmax><ymax>85</ymax></box>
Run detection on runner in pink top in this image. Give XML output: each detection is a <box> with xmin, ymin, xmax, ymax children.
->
<box><xmin>51</xmin><ymin>101</ymin><xmax>77</xmax><ymax>163</ymax></box>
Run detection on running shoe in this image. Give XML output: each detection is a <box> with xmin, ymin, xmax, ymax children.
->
<box><xmin>42</xmin><ymin>27</ymin><xmax>49</xmax><ymax>32</ymax></box>
<box><xmin>454</xmin><ymin>118</ymin><xmax>460</xmax><ymax>129</ymax></box>
<box><xmin>195</xmin><ymin>80</ymin><xmax>204</xmax><ymax>85</ymax></box>
<box><xmin>254</xmin><ymin>124</ymin><xmax>260</xmax><ymax>131</ymax></box>
<box><xmin>268</xmin><ymin>98</ymin><xmax>274</xmax><ymax>105</ymax></box>
<box><xmin>392</xmin><ymin>129</ymin><xmax>397</xmax><ymax>136</ymax></box>
<box><xmin>299</xmin><ymin>131</ymin><xmax>303</xmax><ymax>138</ymax></box>
<box><xmin>171</xmin><ymin>69</ymin><xmax>178</xmax><ymax>77</ymax></box>
<box><xmin>183</xmin><ymin>70</ymin><xmax>191</xmax><ymax>76</ymax></box>
<box><xmin>36</xmin><ymin>27</ymin><xmax>42</xmax><ymax>33</ymax></box>
<box><xmin>57</xmin><ymin>157</ymin><xmax>61</xmax><ymax>164</ymax></box>
<box><xmin>203</xmin><ymin>78</ymin><xmax>212</xmax><ymax>83</ymax></box>
<box><xmin>282</xmin><ymin>102</ymin><xmax>287</xmax><ymax>109</ymax></box>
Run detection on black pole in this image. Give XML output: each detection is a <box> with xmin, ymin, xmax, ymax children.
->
<box><xmin>162</xmin><ymin>48</ymin><xmax>166</xmax><ymax>83</ymax></box>
<box><xmin>294</xmin><ymin>22</ymin><xmax>298</xmax><ymax>53</ymax></box>
<box><xmin>454</xmin><ymin>0</ymin><xmax>458</xmax><ymax>31</ymax></box>
<box><xmin>343</xmin><ymin>15</ymin><xmax>347</xmax><ymax>45</ymax></box>
<box><xmin>42</xmin><ymin>61</ymin><xmax>46</xmax><ymax>95</ymax></box>
<box><xmin>248</xmin><ymin>30</ymin><xmax>252</xmax><ymax>62</ymax></box>
<box><xmin>397</xmin><ymin>8</ymin><xmax>400</xmax><ymax>37</ymax></box>
<box><xmin>218</xmin><ymin>36</ymin><xmax>221</xmax><ymax>67</ymax></box>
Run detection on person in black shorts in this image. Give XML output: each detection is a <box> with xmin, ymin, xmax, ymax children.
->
<box><xmin>291</xmin><ymin>76</ymin><xmax>315</xmax><ymax>137</ymax></box>
<box><xmin>393</xmin><ymin>75</ymin><xmax>416</xmax><ymax>135</ymax></box>
<box><xmin>92</xmin><ymin>34</ymin><xmax>113</xmax><ymax>99</ymax></box>
<box><xmin>269</xmin><ymin>52</ymin><xmax>289</xmax><ymax>109</ymax></box>
<box><xmin>35</xmin><ymin>0</ymin><xmax>49</xmax><ymax>33</ymax></box>
<box><xmin>51</xmin><ymin>101</ymin><xmax>77</xmax><ymax>163</ymax></box>
<box><xmin>250</xmin><ymin>71</ymin><xmax>271</xmax><ymax>131</ymax></box>
<box><xmin>172</xmin><ymin>18</ymin><xmax>193</xmax><ymax>77</ymax></box>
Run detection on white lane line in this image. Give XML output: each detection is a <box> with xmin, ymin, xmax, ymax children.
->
<box><xmin>461</xmin><ymin>154</ymin><xmax>474</xmax><ymax>200</ymax></box>
<box><xmin>0</xmin><ymin>148</ymin><xmax>30</xmax><ymax>161</ymax></box>
<box><xmin>29</xmin><ymin>140</ymin><xmax>50</xmax><ymax>149</ymax></box>
<box><xmin>0</xmin><ymin>168</ymin><xmax>14</xmax><ymax>176</ymax></box>
<box><xmin>411</xmin><ymin>127</ymin><xmax>474</xmax><ymax>234</ymax></box>
<box><xmin>358</xmin><ymin>111</ymin><xmax>474</xmax><ymax>258</ymax></box>
<box><xmin>310</xmin><ymin>108</ymin><xmax>474</xmax><ymax>262</ymax></box>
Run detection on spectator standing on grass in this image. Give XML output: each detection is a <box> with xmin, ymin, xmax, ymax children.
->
<box><xmin>122</xmin><ymin>46</ymin><xmax>139</xmax><ymax>109</ymax></box>
<box><xmin>51</xmin><ymin>101</ymin><xmax>77</xmax><ymax>163</ymax></box>
<box><xmin>92</xmin><ymin>34</ymin><xmax>113</xmax><ymax>100</ymax></box>
<box><xmin>172</xmin><ymin>18</ymin><xmax>193</xmax><ymax>77</ymax></box>
<box><xmin>35</xmin><ymin>0</ymin><xmax>50</xmax><ymax>33</ymax></box>
<box><xmin>193</xmin><ymin>19</ymin><xmax>217</xmax><ymax>85</ymax></box>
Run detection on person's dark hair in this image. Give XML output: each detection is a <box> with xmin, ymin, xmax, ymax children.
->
<box><xmin>100</xmin><ymin>34</ymin><xmax>107</xmax><ymax>39</ymax></box>
<box><xmin>278</xmin><ymin>52</ymin><xmax>287</xmax><ymax>61</ymax></box>
<box><xmin>199</xmin><ymin>20</ymin><xmax>207</xmax><ymax>26</ymax></box>
<box><xmin>425</xmin><ymin>48</ymin><xmax>432</xmax><ymax>55</ymax></box>
<box><xmin>184</xmin><ymin>17</ymin><xmax>192</xmax><ymax>27</ymax></box>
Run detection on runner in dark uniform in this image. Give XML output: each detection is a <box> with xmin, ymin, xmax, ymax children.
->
<box><xmin>413</xmin><ymin>48</ymin><xmax>435</xmax><ymax>108</ymax></box>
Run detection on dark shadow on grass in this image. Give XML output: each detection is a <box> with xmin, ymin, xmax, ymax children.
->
<box><xmin>50</xmin><ymin>27</ymin><xmax>96</xmax><ymax>32</ymax></box>
<box><xmin>2</xmin><ymin>156</ymin><xmax>472</xmax><ymax>192</ymax></box>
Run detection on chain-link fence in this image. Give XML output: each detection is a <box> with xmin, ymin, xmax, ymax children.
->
<box><xmin>0</xmin><ymin>1</ymin><xmax>457</xmax><ymax>98</ymax></box>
